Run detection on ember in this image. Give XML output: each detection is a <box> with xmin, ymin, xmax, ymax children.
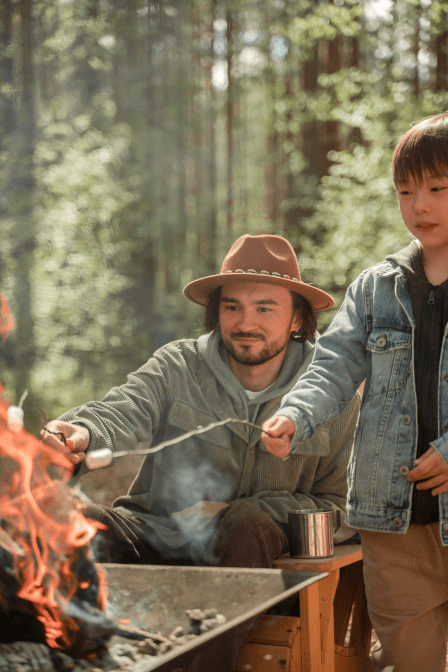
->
<box><xmin>0</xmin><ymin>389</ymin><xmax>110</xmax><ymax>656</ymax></box>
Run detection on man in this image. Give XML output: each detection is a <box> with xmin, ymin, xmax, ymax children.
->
<box><xmin>42</xmin><ymin>234</ymin><xmax>360</xmax><ymax>671</ymax></box>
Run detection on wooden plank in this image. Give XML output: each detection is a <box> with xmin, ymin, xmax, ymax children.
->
<box><xmin>235</xmin><ymin>643</ymin><xmax>291</xmax><ymax>672</ymax></box>
<box><xmin>248</xmin><ymin>615</ymin><xmax>300</xmax><ymax>647</ymax></box>
<box><xmin>334</xmin><ymin>648</ymin><xmax>373</xmax><ymax>672</ymax></box>
<box><xmin>290</xmin><ymin>628</ymin><xmax>302</xmax><ymax>672</ymax></box>
<box><xmin>273</xmin><ymin>545</ymin><xmax>362</xmax><ymax>574</ymax></box>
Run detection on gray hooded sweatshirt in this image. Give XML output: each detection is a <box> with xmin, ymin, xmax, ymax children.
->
<box><xmin>61</xmin><ymin>331</ymin><xmax>360</xmax><ymax>551</ymax></box>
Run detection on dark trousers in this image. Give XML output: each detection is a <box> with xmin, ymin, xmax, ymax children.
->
<box><xmin>85</xmin><ymin>500</ymin><xmax>286</xmax><ymax>671</ymax></box>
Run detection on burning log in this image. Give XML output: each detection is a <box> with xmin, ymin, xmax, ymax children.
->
<box><xmin>0</xmin><ymin>641</ymin><xmax>75</xmax><ymax>672</ymax></box>
<box><xmin>0</xmin><ymin>605</ymin><xmax>228</xmax><ymax>672</ymax></box>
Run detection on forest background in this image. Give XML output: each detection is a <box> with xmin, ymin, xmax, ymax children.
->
<box><xmin>1</xmin><ymin>0</ymin><xmax>448</xmax><ymax>435</ymax></box>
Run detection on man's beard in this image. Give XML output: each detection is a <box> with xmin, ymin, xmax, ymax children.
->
<box><xmin>222</xmin><ymin>331</ymin><xmax>291</xmax><ymax>366</ymax></box>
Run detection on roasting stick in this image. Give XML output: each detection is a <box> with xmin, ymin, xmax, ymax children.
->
<box><xmin>115</xmin><ymin>623</ymin><xmax>171</xmax><ymax>644</ymax></box>
<box><xmin>85</xmin><ymin>418</ymin><xmax>285</xmax><ymax>470</ymax></box>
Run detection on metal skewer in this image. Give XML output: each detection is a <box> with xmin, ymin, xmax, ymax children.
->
<box><xmin>85</xmin><ymin>418</ymin><xmax>281</xmax><ymax>470</ymax></box>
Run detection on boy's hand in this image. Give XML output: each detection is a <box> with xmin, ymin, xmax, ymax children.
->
<box><xmin>261</xmin><ymin>416</ymin><xmax>295</xmax><ymax>459</ymax></box>
<box><xmin>407</xmin><ymin>446</ymin><xmax>448</xmax><ymax>495</ymax></box>
<box><xmin>40</xmin><ymin>420</ymin><xmax>89</xmax><ymax>466</ymax></box>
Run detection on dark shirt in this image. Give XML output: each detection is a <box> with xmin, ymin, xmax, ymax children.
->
<box><xmin>401</xmin><ymin>242</ymin><xmax>448</xmax><ymax>525</ymax></box>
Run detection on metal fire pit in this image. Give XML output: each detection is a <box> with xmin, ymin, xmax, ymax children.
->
<box><xmin>101</xmin><ymin>563</ymin><xmax>327</xmax><ymax>672</ymax></box>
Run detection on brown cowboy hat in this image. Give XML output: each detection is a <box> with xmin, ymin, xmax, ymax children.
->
<box><xmin>183</xmin><ymin>234</ymin><xmax>334</xmax><ymax>311</ymax></box>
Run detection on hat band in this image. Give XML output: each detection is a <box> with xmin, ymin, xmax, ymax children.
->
<box><xmin>224</xmin><ymin>269</ymin><xmax>299</xmax><ymax>282</ymax></box>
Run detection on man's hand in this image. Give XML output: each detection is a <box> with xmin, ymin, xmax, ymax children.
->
<box><xmin>261</xmin><ymin>415</ymin><xmax>295</xmax><ymax>459</ymax></box>
<box><xmin>40</xmin><ymin>420</ymin><xmax>89</xmax><ymax>467</ymax></box>
<box><xmin>172</xmin><ymin>501</ymin><xmax>229</xmax><ymax>531</ymax></box>
<box><xmin>407</xmin><ymin>446</ymin><xmax>448</xmax><ymax>496</ymax></box>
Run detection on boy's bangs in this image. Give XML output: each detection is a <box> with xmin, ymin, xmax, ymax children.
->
<box><xmin>393</xmin><ymin>134</ymin><xmax>448</xmax><ymax>185</ymax></box>
<box><xmin>392</xmin><ymin>113</ymin><xmax>448</xmax><ymax>185</ymax></box>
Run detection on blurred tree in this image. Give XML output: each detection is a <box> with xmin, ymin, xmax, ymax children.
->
<box><xmin>11</xmin><ymin>0</ymin><xmax>37</xmax><ymax>409</ymax></box>
<box><xmin>433</xmin><ymin>0</ymin><xmax>448</xmax><ymax>92</ymax></box>
<box><xmin>2</xmin><ymin>0</ymin><xmax>448</xmax><ymax>430</ymax></box>
<box><xmin>225</xmin><ymin>5</ymin><xmax>235</xmax><ymax>246</ymax></box>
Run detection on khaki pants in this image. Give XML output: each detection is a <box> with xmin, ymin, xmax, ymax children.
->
<box><xmin>360</xmin><ymin>523</ymin><xmax>448</xmax><ymax>672</ymax></box>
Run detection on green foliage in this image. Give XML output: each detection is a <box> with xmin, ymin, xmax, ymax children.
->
<box><xmin>290</xmin><ymin>84</ymin><xmax>448</xmax><ymax>330</ymax></box>
<box><xmin>2</xmin><ymin>0</ymin><xmax>448</xmax><ymax>430</ymax></box>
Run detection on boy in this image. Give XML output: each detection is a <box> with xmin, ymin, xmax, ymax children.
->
<box><xmin>262</xmin><ymin>112</ymin><xmax>448</xmax><ymax>672</ymax></box>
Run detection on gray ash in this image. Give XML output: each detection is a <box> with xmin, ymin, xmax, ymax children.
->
<box><xmin>0</xmin><ymin>607</ymin><xmax>227</xmax><ymax>671</ymax></box>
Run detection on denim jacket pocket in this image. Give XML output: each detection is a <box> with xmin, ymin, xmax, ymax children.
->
<box><xmin>366</xmin><ymin>328</ymin><xmax>412</xmax><ymax>396</ymax></box>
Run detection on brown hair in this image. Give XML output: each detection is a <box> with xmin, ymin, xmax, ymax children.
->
<box><xmin>204</xmin><ymin>286</ymin><xmax>317</xmax><ymax>343</ymax></box>
<box><xmin>392</xmin><ymin>112</ymin><xmax>448</xmax><ymax>185</ymax></box>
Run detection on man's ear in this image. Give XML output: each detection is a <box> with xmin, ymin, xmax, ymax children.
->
<box><xmin>291</xmin><ymin>314</ymin><xmax>303</xmax><ymax>334</ymax></box>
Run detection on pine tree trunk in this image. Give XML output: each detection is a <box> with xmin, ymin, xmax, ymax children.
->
<box><xmin>263</xmin><ymin>0</ymin><xmax>281</xmax><ymax>227</ymax></box>
<box><xmin>13</xmin><ymin>0</ymin><xmax>36</xmax><ymax>405</ymax></box>
<box><xmin>322</xmin><ymin>24</ymin><xmax>342</xmax><ymax>173</ymax></box>
<box><xmin>283</xmin><ymin>70</ymin><xmax>296</xmax><ymax>234</ymax></box>
<box><xmin>205</xmin><ymin>0</ymin><xmax>218</xmax><ymax>275</ymax></box>
<box><xmin>225</xmin><ymin>8</ymin><xmax>234</xmax><ymax>247</ymax></box>
<box><xmin>412</xmin><ymin>1</ymin><xmax>420</xmax><ymax>97</ymax></box>
<box><xmin>0</xmin><ymin>0</ymin><xmax>14</xmax><ymax>140</ymax></box>
<box><xmin>348</xmin><ymin>32</ymin><xmax>364</xmax><ymax>147</ymax></box>
<box><xmin>301</xmin><ymin>45</ymin><xmax>320</xmax><ymax>178</ymax></box>
<box><xmin>436</xmin><ymin>32</ymin><xmax>448</xmax><ymax>92</ymax></box>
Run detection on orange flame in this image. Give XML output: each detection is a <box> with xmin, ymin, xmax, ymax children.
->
<box><xmin>0</xmin><ymin>293</ymin><xmax>16</xmax><ymax>342</ymax></box>
<box><xmin>0</xmin><ymin>397</ymin><xmax>107</xmax><ymax>649</ymax></box>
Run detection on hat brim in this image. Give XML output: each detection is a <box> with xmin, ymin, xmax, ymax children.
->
<box><xmin>183</xmin><ymin>273</ymin><xmax>335</xmax><ymax>311</ymax></box>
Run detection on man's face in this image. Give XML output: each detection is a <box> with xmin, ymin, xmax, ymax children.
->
<box><xmin>218</xmin><ymin>282</ymin><xmax>302</xmax><ymax>367</ymax></box>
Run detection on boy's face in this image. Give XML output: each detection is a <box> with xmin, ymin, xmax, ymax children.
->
<box><xmin>395</xmin><ymin>171</ymin><xmax>448</xmax><ymax>252</ymax></box>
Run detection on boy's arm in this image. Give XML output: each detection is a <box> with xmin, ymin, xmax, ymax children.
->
<box><xmin>249</xmin><ymin>392</ymin><xmax>361</xmax><ymax>542</ymax></box>
<box><xmin>263</xmin><ymin>279</ymin><xmax>368</xmax><ymax>456</ymax></box>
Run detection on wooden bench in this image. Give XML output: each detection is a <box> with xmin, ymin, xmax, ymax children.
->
<box><xmin>236</xmin><ymin>545</ymin><xmax>373</xmax><ymax>672</ymax></box>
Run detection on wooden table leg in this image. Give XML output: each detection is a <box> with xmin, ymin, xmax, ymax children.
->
<box><xmin>319</xmin><ymin>570</ymin><xmax>340</xmax><ymax>671</ymax></box>
<box><xmin>299</xmin><ymin>569</ymin><xmax>340</xmax><ymax>672</ymax></box>
<box><xmin>300</xmin><ymin>580</ymin><xmax>323</xmax><ymax>672</ymax></box>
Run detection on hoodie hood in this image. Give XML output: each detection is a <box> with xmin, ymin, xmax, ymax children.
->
<box><xmin>386</xmin><ymin>239</ymin><xmax>422</xmax><ymax>277</ymax></box>
<box><xmin>197</xmin><ymin>329</ymin><xmax>315</xmax><ymax>427</ymax></box>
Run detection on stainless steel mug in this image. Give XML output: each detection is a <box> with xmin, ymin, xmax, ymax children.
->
<box><xmin>288</xmin><ymin>509</ymin><xmax>341</xmax><ymax>559</ymax></box>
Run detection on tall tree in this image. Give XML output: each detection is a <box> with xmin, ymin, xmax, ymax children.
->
<box><xmin>412</xmin><ymin>0</ymin><xmax>421</xmax><ymax>97</ymax></box>
<box><xmin>0</xmin><ymin>0</ymin><xmax>14</xmax><ymax>144</ymax></box>
<box><xmin>322</xmin><ymin>2</ymin><xmax>343</xmax><ymax>172</ymax></box>
<box><xmin>225</xmin><ymin>7</ymin><xmax>234</xmax><ymax>247</ymax></box>
<box><xmin>12</xmin><ymin>0</ymin><xmax>36</xmax><ymax>406</ymax></box>
<box><xmin>434</xmin><ymin>3</ymin><xmax>448</xmax><ymax>92</ymax></box>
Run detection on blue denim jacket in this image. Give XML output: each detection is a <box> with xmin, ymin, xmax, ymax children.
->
<box><xmin>276</xmin><ymin>255</ymin><xmax>448</xmax><ymax>544</ymax></box>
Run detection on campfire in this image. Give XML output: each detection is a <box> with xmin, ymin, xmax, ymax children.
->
<box><xmin>0</xmin><ymin>388</ymin><xmax>115</xmax><ymax>654</ymax></box>
<box><xmin>0</xmin><ymin>294</ymin><xmax>116</xmax><ymax>663</ymax></box>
